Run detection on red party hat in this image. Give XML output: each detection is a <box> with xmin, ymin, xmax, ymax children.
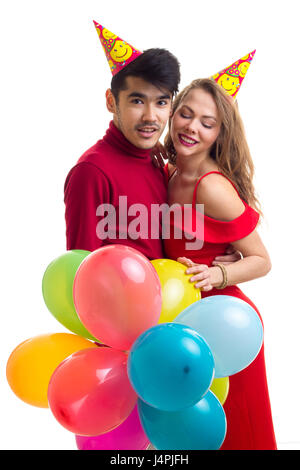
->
<box><xmin>211</xmin><ymin>50</ymin><xmax>256</xmax><ymax>99</ymax></box>
<box><xmin>93</xmin><ymin>21</ymin><xmax>143</xmax><ymax>76</ymax></box>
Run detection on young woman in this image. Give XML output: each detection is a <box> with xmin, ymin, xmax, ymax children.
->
<box><xmin>163</xmin><ymin>78</ymin><xmax>277</xmax><ymax>450</ymax></box>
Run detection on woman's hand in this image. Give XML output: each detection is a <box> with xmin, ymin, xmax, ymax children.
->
<box><xmin>150</xmin><ymin>142</ymin><xmax>168</xmax><ymax>169</ymax></box>
<box><xmin>177</xmin><ymin>257</ymin><xmax>213</xmax><ymax>292</ymax></box>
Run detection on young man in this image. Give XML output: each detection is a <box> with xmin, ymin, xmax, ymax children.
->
<box><xmin>64</xmin><ymin>47</ymin><xmax>178</xmax><ymax>259</ymax></box>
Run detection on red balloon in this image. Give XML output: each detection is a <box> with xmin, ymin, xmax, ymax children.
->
<box><xmin>73</xmin><ymin>245</ymin><xmax>162</xmax><ymax>350</ymax></box>
<box><xmin>48</xmin><ymin>347</ymin><xmax>137</xmax><ymax>436</ymax></box>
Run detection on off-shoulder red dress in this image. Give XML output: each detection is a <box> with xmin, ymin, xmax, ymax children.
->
<box><xmin>163</xmin><ymin>168</ymin><xmax>277</xmax><ymax>450</ymax></box>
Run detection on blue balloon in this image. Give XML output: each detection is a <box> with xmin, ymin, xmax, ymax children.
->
<box><xmin>127</xmin><ymin>323</ymin><xmax>215</xmax><ymax>411</ymax></box>
<box><xmin>175</xmin><ymin>295</ymin><xmax>263</xmax><ymax>378</ymax></box>
<box><xmin>138</xmin><ymin>391</ymin><xmax>226</xmax><ymax>450</ymax></box>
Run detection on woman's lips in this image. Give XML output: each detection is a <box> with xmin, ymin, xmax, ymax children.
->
<box><xmin>178</xmin><ymin>133</ymin><xmax>199</xmax><ymax>147</ymax></box>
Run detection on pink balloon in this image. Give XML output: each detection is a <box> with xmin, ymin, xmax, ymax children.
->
<box><xmin>73</xmin><ymin>245</ymin><xmax>162</xmax><ymax>351</ymax></box>
<box><xmin>48</xmin><ymin>347</ymin><xmax>137</xmax><ymax>436</ymax></box>
<box><xmin>75</xmin><ymin>405</ymin><xmax>149</xmax><ymax>450</ymax></box>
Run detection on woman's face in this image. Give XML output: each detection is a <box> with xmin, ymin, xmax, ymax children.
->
<box><xmin>170</xmin><ymin>88</ymin><xmax>221</xmax><ymax>159</ymax></box>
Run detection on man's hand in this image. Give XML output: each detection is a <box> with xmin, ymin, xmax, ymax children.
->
<box><xmin>212</xmin><ymin>244</ymin><xmax>243</xmax><ymax>266</ymax></box>
<box><xmin>150</xmin><ymin>142</ymin><xmax>168</xmax><ymax>169</ymax></box>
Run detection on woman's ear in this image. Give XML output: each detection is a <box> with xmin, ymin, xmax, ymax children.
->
<box><xmin>105</xmin><ymin>89</ymin><xmax>117</xmax><ymax>114</ymax></box>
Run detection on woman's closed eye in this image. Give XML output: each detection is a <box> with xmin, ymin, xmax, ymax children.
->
<box><xmin>180</xmin><ymin>112</ymin><xmax>214</xmax><ymax>129</ymax></box>
<box><xmin>180</xmin><ymin>112</ymin><xmax>192</xmax><ymax>119</ymax></box>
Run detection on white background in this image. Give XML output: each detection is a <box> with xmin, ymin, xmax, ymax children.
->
<box><xmin>1</xmin><ymin>0</ymin><xmax>299</xmax><ymax>450</ymax></box>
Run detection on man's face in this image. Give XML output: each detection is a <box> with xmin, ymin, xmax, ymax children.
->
<box><xmin>107</xmin><ymin>76</ymin><xmax>172</xmax><ymax>149</ymax></box>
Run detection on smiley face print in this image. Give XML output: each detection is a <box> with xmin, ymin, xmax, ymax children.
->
<box><xmin>217</xmin><ymin>73</ymin><xmax>240</xmax><ymax>96</ymax></box>
<box><xmin>110</xmin><ymin>40</ymin><xmax>133</xmax><ymax>62</ymax></box>
<box><xmin>102</xmin><ymin>28</ymin><xmax>118</xmax><ymax>40</ymax></box>
<box><xmin>238</xmin><ymin>61</ymin><xmax>250</xmax><ymax>78</ymax></box>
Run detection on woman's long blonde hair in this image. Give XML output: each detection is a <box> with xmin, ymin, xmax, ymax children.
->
<box><xmin>164</xmin><ymin>78</ymin><xmax>262</xmax><ymax>216</ymax></box>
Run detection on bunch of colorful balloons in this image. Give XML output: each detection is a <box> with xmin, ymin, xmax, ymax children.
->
<box><xmin>6</xmin><ymin>244</ymin><xmax>263</xmax><ymax>450</ymax></box>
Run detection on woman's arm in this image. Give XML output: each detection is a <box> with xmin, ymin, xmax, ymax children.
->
<box><xmin>213</xmin><ymin>230</ymin><xmax>271</xmax><ymax>288</ymax></box>
<box><xmin>179</xmin><ymin>173</ymin><xmax>271</xmax><ymax>291</ymax></box>
<box><xmin>182</xmin><ymin>230</ymin><xmax>271</xmax><ymax>291</ymax></box>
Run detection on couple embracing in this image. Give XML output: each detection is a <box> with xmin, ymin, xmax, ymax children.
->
<box><xmin>64</xmin><ymin>22</ymin><xmax>277</xmax><ymax>450</ymax></box>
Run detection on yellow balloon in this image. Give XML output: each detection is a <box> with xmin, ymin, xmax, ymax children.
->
<box><xmin>210</xmin><ymin>377</ymin><xmax>230</xmax><ymax>405</ymax></box>
<box><xmin>151</xmin><ymin>259</ymin><xmax>201</xmax><ymax>323</ymax></box>
<box><xmin>6</xmin><ymin>333</ymin><xmax>98</xmax><ymax>408</ymax></box>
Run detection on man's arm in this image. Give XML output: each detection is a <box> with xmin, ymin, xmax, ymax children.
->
<box><xmin>64</xmin><ymin>162</ymin><xmax>111</xmax><ymax>252</ymax></box>
<box><xmin>212</xmin><ymin>244</ymin><xmax>243</xmax><ymax>265</ymax></box>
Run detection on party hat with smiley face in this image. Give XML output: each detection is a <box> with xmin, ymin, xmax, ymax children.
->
<box><xmin>210</xmin><ymin>50</ymin><xmax>256</xmax><ymax>99</ymax></box>
<box><xmin>93</xmin><ymin>21</ymin><xmax>143</xmax><ymax>76</ymax></box>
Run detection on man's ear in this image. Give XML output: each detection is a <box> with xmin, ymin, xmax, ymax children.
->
<box><xmin>105</xmin><ymin>89</ymin><xmax>117</xmax><ymax>114</ymax></box>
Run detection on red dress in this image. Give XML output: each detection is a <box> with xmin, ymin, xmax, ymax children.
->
<box><xmin>164</xmin><ymin>168</ymin><xmax>277</xmax><ymax>450</ymax></box>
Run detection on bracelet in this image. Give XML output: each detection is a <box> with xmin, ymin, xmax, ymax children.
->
<box><xmin>214</xmin><ymin>263</ymin><xmax>228</xmax><ymax>289</ymax></box>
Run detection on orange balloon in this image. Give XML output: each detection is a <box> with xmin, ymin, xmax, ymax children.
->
<box><xmin>6</xmin><ymin>333</ymin><xmax>98</xmax><ymax>408</ymax></box>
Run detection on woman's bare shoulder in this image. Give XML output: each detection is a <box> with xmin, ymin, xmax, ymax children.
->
<box><xmin>196</xmin><ymin>172</ymin><xmax>245</xmax><ymax>221</ymax></box>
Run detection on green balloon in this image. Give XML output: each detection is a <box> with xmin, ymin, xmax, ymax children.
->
<box><xmin>42</xmin><ymin>250</ymin><xmax>97</xmax><ymax>341</ymax></box>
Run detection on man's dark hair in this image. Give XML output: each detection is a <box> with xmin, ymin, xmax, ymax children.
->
<box><xmin>111</xmin><ymin>48</ymin><xmax>181</xmax><ymax>103</ymax></box>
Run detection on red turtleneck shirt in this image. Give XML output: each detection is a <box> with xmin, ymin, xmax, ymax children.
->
<box><xmin>64</xmin><ymin>121</ymin><xmax>168</xmax><ymax>259</ymax></box>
